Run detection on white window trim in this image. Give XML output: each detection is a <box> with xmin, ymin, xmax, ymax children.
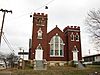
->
<box><xmin>36</xmin><ymin>24</ymin><xmax>45</xmax><ymax>26</ymax></box>
<box><xmin>49</xmin><ymin>35</ymin><xmax>64</xmax><ymax>57</ymax></box>
<box><xmin>53</xmin><ymin>37</ymin><xmax>55</xmax><ymax>55</ymax></box>
<box><xmin>70</xmin><ymin>32</ymin><xmax>74</xmax><ymax>41</ymax></box>
<box><xmin>50</xmin><ymin>55</ymin><xmax>64</xmax><ymax>57</ymax></box>
<box><xmin>36</xmin><ymin>44</ymin><xmax>42</xmax><ymax>50</ymax></box>
<box><xmin>37</xmin><ymin>28</ymin><xmax>43</xmax><ymax>39</ymax></box>
<box><xmin>75</xmin><ymin>33</ymin><xmax>79</xmax><ymax>41</ymax></box>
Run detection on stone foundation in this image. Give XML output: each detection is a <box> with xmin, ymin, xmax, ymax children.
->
<box><xmin>48</xmin><ymin>61</ymin><xmax>67</xmax><ymax>66</ymax></box>
<box><xmin>33</xmin><ymin>59</ymin><xmax>47</xmax><ymax>70</ymax></box>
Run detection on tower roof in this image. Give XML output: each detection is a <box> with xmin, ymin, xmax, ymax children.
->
<box><xmin>63</xmin><ymin>26</ymin><xmax>80</xmax><ymax>32</ymax></box>
<box><xmin>33</xmin><ymin>12</ymin><xmax>48</xmax><ymax>17</ymax></box>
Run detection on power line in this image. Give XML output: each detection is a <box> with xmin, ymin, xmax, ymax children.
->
<box><xmin>2</xmin><ymin>34</ymin><xmax>15</xmax><ymax>53</ymax></box>
<box><xmin>6</xmin><ymin>0</ymin><xmax>55</xmax><ymax>23</ymax></box>
<box><xmin>30</xmin><ymin>0</ymin><xmax>55</xmax><ymax>13</ymax></box>
<box><xmin>45</xmin><ymin>0</ymin><xmax>55</xmax><ymax>5</ymax></box>
<box><xmin>0</xmin><ymin>0</ymin><xmax>55</xmax><ymax>53</ymax></box>
<box><xmin>3</xmin><ymin>35</ymin><xmax>13</xmax><ymax>52</ymax></box>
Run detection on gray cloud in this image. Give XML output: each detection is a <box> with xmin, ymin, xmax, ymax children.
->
<box><xmin>0</xmin><ymin>0</ymin><xmax>100</xmax><ymax>56</ymax></box>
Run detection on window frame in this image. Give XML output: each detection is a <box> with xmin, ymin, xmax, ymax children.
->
<box><xmin>70</xmin><ymin>32</ymin><xmax>74</xmax><ymax>41</ymax></box>
<box><xmin>49</xmin><ymin>35</ymin><xmax>64</xmax><ymax>57</ymax></box>
<box><xmin>75</xmin><ymin>33</ymin><xmax>79</xmax><ymax>41</ymax></box>
<box><xmin>37</xmin><ymin>28</ymin><xmax>43</xmax><ymax>39</ymax></box>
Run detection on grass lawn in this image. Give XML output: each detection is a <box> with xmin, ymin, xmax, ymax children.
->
<box><xmin>0</xmin><ymin>65</ymin><xmax>100</xmax><ymax>75</ymax></box>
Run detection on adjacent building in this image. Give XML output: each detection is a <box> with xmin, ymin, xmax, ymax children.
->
<box><xmin>83</xmin><ymin>54</ymin><xmax>100</xmax><ymax>64</ymax></box>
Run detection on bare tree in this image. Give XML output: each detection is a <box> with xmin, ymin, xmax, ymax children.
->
<box><xmin>6</xmin><ymin>53</ymin><xmax>19</xmax><ymax>68</ymax></box>
<box><xmin>0</xmin><ymin>52</ymin><xmax>19</xmax><ymax>68</ymax></box>
<box><xmin>0</xmin><ymin>52</ymin><xmax>7</xmax><ymax>69</ymax></box>
<box><xmin>85</xmin><ymin>9</ymin><xmax>100</xmax><ymax>51</ymax></box>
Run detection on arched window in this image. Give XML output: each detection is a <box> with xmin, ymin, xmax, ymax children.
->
<box><xmin>37</xmin><ymin>44</ymin><xmax>42</xmax><ymax>50</ymax></box>
<box><xmin>37</xmin><ymin>28</ymin><xmax>43</xmax><ymax>39</ymax></box>
<box><xmin>75</xmin><ymin>33</ymin><xmax>79</xmax><ymax>41</ymax></box>
<box><xmin>49</xmin><ymin>34</ymin><xmax>64</xmax><ymax>57</ymax></box>
<box><xmin>36</xmin><ymin>18</ymin><xmax>45</xmax><ymax>26</ymax></box>
<box><xmin>37</xmin><ymin>18</ymin><xmax>42</xmax><ymax>24</ymax></box>
<box><xmin>70</xmin><ymin>32</ymin><xmax>74</xmax><ymax>41</ymax></box>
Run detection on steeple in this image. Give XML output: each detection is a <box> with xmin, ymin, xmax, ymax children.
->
<box><xmin>30</xmin><ymin>13</ymin><xmax>48</xmax><ymax>60</ymax></box>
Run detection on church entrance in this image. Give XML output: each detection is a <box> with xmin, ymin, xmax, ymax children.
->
<box><xmin>35</xmin><ymin>49</ymin><xmax>43</xmax><ymax>60</ymax></box>
<box><xmin>72</xmin><ymin>51</ymin><xmax>78</xmax><ymax>61</ymax></box>
<box><xmin>72</xmin><ymin>46</ymin><xmax>79</xmax><ymax>64</ymax></box>
<box><xmin>35</xmin><ymin>44</ymin><xmax>43</xmax><ymax>60</ymax></box>
<box><xmin>34</xmin><ymin>44</ymin><xmax>46</xmax><ymax>70</ymax></box>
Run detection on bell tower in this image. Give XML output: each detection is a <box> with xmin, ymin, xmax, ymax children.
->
<box><xmin>63</xmin><ymin>26</ymin><xmax>82</xmax><ymax>61</ymax></box>
<box><xmin>31</xmin><ymin>13</ymin><xmax>48</xmax><ymax>60</ymax></box>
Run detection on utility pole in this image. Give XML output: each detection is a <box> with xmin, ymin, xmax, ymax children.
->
<box><xmin>0</xmin><ymin>9</ymin><xmax>12</xmax><ymax>46</ymax></box>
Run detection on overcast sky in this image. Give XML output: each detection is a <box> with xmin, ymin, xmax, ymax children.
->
<box><xmin>0</xmin><ymin>0</ymin><xmax>100</xmax><ymax>56</ymax></box>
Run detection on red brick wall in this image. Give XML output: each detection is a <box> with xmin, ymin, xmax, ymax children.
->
<box><xmin>47</xmin><ymin>26</ymin><xmax>67</xmax><ymax>61</ymax></box>
<box><xmin>30</xmin><ymin>13</ymin><xmax>82</xmax><ymax>61</ymax></box>
<box><xmin>63</xmin><ymin>26</ymin><xmax>82</xmax><ymax>61</ymax></box>
<box><xmin>31</xmin><ymin>13</ymin><xmax>48</xmax><ymax>60</ymax></box>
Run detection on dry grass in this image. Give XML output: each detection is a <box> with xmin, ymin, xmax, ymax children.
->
<box><xmin>0</xmin><ymin>65</ymin><xmax>100</xmax><ymax>75</ymax></box>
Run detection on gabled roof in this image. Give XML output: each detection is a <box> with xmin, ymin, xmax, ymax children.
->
<box><xmin>47</xmin><ymin>25</ymin><xmax>66</xmax><ymax>43</ymax></box>
<box><xmin>48</xmin><ymin>25</ymin><xmax>63</xmax><ymax>34</ymax></box>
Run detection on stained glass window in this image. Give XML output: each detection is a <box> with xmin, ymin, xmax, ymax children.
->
<box><xmin>50</xmin><ymin>35</ymin><xmax>64</xmax><ymax>57</ymax></box>
<box><xmin>60</xmin><ymin>50</ymin><xmax>63</xmax><ymax>55</ymax></box>
<box><xmin>50</xmin><ymin>50</ymin><xmax>53</xmax><ymax>55</ymax></box>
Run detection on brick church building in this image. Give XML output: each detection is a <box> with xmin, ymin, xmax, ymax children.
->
<box><xmin>29</xmin><ymin>13</ymin><xmax>82</xmax><ymax>65</ymax></box>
